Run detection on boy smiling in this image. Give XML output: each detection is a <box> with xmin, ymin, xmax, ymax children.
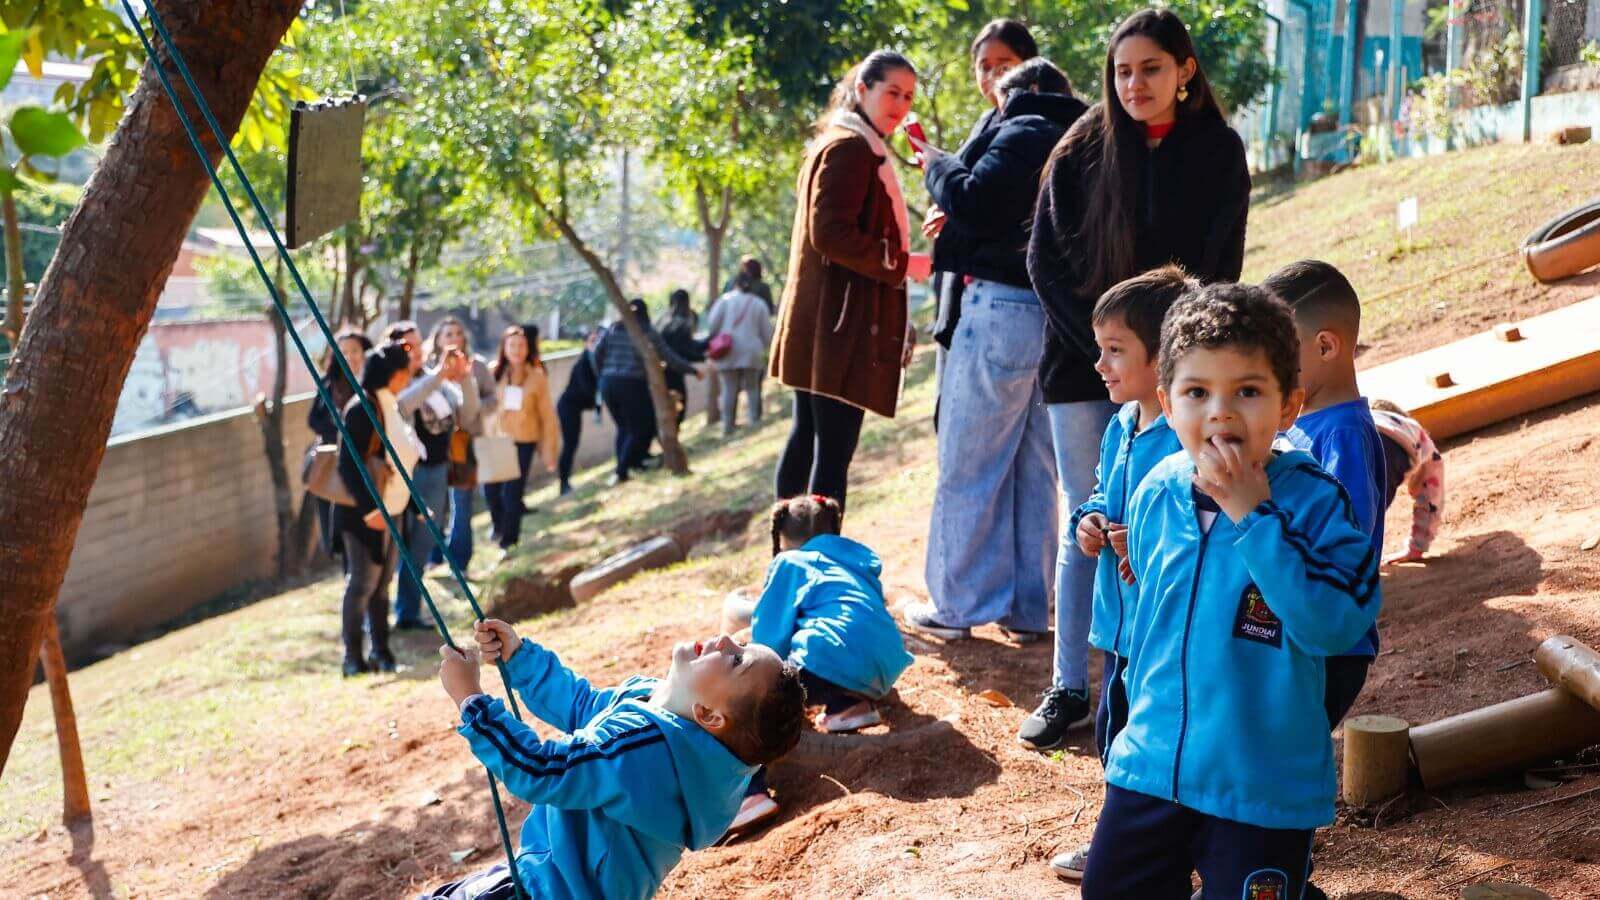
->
<box><xmin>1081</xmin><ymin>284</ymin><xmax>1381</xmax><ymax>899</ymax></box>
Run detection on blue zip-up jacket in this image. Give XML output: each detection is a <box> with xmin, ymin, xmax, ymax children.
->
<box><xmin>1107</xmin><ymin>450</ymin><xmax>1382</xmax><ymax>829</ymax></box>
<box><xmin>750</xmin><ymin>534</ymin><xmax>912</xmax><ymax>699</ymax></box>
<box><xmin>457</xmin><ymin>642</ymin><xmax>755</xmax><ymax>900</ymax></box>
<box><xmin>1067</xmin><ymin>402</ymin><xmax>1182</xmax><ymax>657</ymax></box>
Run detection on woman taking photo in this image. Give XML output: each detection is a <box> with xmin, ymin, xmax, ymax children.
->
<box><xmin>425</xmin><ymin>316</ymin><xmax>495</xmax><ymax>570</ymax></box>
<box><xmin>903</xmin><ymin>57</ymin><xmax>1090</xmax><ymax>651</ymax></box>
<box><xmin>769</xmin><ymin>50</ymin><xmax>925</xmax><ymax>510</ymax></box>
<box><xmin>332</xmin><ymin>340</ymin><xmax>417</xmax><ymax>677</ymax></box>
<box><xmin>485</xmin><ymin>325</ymin><xmax>559</xmax><ymax>552</ymax></box>
<box><xmin>1022</xmin><ymin>6</ymin><xmax>1250</xmax><ymax>880</ymax></box>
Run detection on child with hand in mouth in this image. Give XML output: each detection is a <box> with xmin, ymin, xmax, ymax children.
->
<box><xmin>1079</xmin><ymin>283</ymin><xmax>1381</xmax><ymax>900</ymax></box>
<box><xmin>427</xmin><ymin>621</ymin><xmax>805</xmax><ymax>900</ymax></box>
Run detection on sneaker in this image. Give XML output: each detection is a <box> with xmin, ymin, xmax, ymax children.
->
<box><xmin>1000</xmin><ymin>626</ymin><xmax>1047</xmax><ymax>645</ymax></box>
<box><xmin>1049</xmin><ymin>844</ymin><xmax>1090</xmax><ymax>882</ymax></box>
<box><xmin>816</xmin><ymin>701</ymin><xmax>882</xmax><ymax>734</ymax></box>
<box><xmin>898</xmin><ymin>600</ymin><xmax>971</xmax><ymax>640</ymax></box>
<box><xmin>341</xmin><ymin>657</ymin><xmax>369</xmax><ymax>678</ymax></box>
<box><xmin>367</xmin><ymin>650</ymin><xmax>398</xmax><ymax>674</ymax></box>
<box><xmin>1017</xmin><ymin>686</ymin><xmax>1091</xmax><ymax>751</ymax></box>
<box><xmin>726</xmin><ymin>792</ymin><xmax>780</xmax><ymax>834</ymax></box>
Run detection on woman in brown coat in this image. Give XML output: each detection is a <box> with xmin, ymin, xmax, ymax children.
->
<box><xmin>770</xmin><ymin>50</ymin><xmax>924</xmax><ymax>509</ymax></box>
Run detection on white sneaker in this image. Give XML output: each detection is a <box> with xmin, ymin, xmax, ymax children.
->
<box><xmin>1049</xmin><ymin>844</ymin><xmax>1090</xmax><ymax>882</ymax></box>
<box><xmin>817</xmin><ymin>701</ymin><xmax>882</xmax><ymax>734</ymax></box>
<box><xmin>897</xmin><ymin>599</ymin><xmax>972</xmax><ymax>640</ymax></box>
<box><xmin>726</xmin><ymin>792</ymin><xmax>780</xmax><ymax>833</ymax></box>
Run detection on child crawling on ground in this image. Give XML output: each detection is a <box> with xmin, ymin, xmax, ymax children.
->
<box><xmin>428</xmin><ymin>620</ymin><xmax>806</xmax><ymax>899</ymax></box>
<box><xmin>722</xmin><ymin>494</ymin><xmax>913</xmax><ymax>833</ymax></box>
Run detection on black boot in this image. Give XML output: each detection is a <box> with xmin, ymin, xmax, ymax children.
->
<box><xmin>342</xmin><ymin>656</ymin><xmax>369</xmax><ymax>678</ymax></box>
<box><xmin>367</xmin><ymin>648</ymin><xmax>397</xmax><ymax>673</ymax></box>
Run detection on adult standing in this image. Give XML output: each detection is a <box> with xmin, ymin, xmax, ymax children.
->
<box><xmin>555</xmin><ymin>328</ymin><xmax>602</xmax><ymax>496</ymax></box>
<box><xmin>657</xmin><ymin>289</ymin><xmax>708</xmax><ymax>426</ymax></box>
<box><xmin>308</xmin><ymin>328</ymin><xmax>372</xmax><ymax>556</ymax></box>
<box><xmin>594</xmin><ymin>298</ymin><xmax>702</xmax><ymax>484</ymax></box>
<box><xmin>902</xmin><ymin>58</ymin><xmax>1089</xmax><ymax>648</ymax></box>
<box><xmin>726</xmin><ymin>256</ymin><xmax>775</xmax><ymax>313</ymax></box>
<box><xmin>484</xmin><ymin>325</ymin><xmax>559</xmax><ymax>551</ymax></box>
<box><xmin>924</xmin><ymin>18</ymin><xmax>1037</xmax><ymax>410</ymax></box>
<box><xmin>1022</xmin><ymin>7</ymin><xmax>1250</xmax><ymax>877</ymax></box>
<box><xmin>332</xmin><ymin>341</ymin><xmax>415</xmax><ymax>677</ymax></box>
<box><xmin>426</xmin><ymin>316</ymin><xmax>497</xmax><ymax>570</ymax></box>
<box><xmin>770</xmin><ymin>50</ymin><xmax>925</xmax><ymax>510</ymax></box>
<box><xmin>386</xmin><ymin>320</ymin><xmax>479</xmax><ymax>631</ymax></box>
<box><xmin>705</xmin><ymin>270</ymin><xmax>774</xmax><ymax>436</ymax></box>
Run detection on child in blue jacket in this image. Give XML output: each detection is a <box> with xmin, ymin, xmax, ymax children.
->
<box><xmin>1044</xmin><ymin>266</ymin><xmax>1193</xmax><ymax>883</ymax></box>
<box><xmin>1082</xmin><ymin>284</ymin><xmax>1381</xmax><ymax>899</ymax></box>
<box><xmin>728</xmin><ymin>494</ymin><xmax>913</xmax><ymax>834</ymax></box>
<box><xmin>430</xmin><ymin>620</ymin><xmax>806</xmax><ymax>900</ymax></box>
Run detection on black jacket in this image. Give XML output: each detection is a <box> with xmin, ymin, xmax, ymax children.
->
<box><xmin>926</xmin><ymin>91</ymin><xmax>1088</xmax><ymax>290</ymax></box>
<box><xmin>559</xmin><ymin>349</ymin><xmax>601</xmax><ymax>411</ymax></box>
<box><xmin>657</xmin><ymin>315</ymin><xmax>707</xmax><ymax>394</ymax></box>
<box><xmin>1026</xmin><ymin>106</ymin><xmax>1250</xmax><ymax>404</ymax></box>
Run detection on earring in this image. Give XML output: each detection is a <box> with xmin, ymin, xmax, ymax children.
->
<box><xmin>1177</xmin><ymin>83</ymin><xmax>1189</xmax><ymax>103</ymax></box>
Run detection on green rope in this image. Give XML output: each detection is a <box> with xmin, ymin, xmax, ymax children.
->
<box><xmin>120</xmin><ymin>3</ymin><xmax>527</xmax><ymax>894</ymax></box>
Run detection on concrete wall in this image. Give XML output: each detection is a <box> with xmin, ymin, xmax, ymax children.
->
<box><xmin>56</xmin><ymin>347</ymin><xmax>711</xmax><ymax>659</ymax></box>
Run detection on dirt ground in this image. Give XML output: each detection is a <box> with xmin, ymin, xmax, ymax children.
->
<box><xmin>8</xmin><ymin>375</ymin><xmax>1600</xmax><ymax>898</ymax></box>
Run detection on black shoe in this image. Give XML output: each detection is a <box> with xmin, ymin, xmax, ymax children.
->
<box><xmin>1017</xmin><ymin>686</ymin><xmax>1092</xmax><ymax>751</ymax></box>
<box><xmin>559</xmin><ymin>480</ymin><xmax>573</xmax><ymax>496</ymax></box>
<box><xmin>393</xmin><ymin>619</ymin><xmax>431</xmax><ymax>632</ymax></box>
<box><xmin>341</xmin><ymin>657</ymin><xmax>369</xmax><ymax>678</ymax></box>
<box><xmin>367</xmin><ymin>650</ymin><xmax>397</xmax><ymax>673</ymax></box>
<box><xmin>608</xmin><ymin>472</ymin><xmax>629</xmax><ymax>487</ymax></box>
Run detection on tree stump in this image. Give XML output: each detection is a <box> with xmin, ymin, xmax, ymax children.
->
<box><xmin>1342</xmin><ymin>714</ymin><xmax>1411</xmax><ymax>806</ymax></box>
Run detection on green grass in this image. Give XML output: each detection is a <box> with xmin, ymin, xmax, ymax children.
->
<box><xmin>1243</xmin><ymin>140</ymin><xmax>1600</xmax><ymax>360</ymax></box>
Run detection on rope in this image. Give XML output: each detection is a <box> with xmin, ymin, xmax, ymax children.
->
<box><xmin>334</xmin><ymin>0</ymin><xmax>360</xmax><ymax>98</ymax></box>
<box><xmin>119</xmin><ymin>4</ymin><xmax>527</xmax><ymax>895</ymax></box>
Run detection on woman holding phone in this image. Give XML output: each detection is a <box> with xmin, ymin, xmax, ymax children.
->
<box><xmin>769</xmin><ymin>50</ymin><xmax>927</xmax><ymax>510</ymax></box>
<box><xmin>1022</xmin><ymin>7</ymin><xmax>1250</xmax><ymax>881</ymax></box>
<box><xmin>332</xmin><ymin>341</ymin><xmax>416</xmax><ymax>677</ymax></box>
<box><xmin>903</xmin><ymin>57</ymin><xmax>1091</xmax><ymax>653</ymax></box>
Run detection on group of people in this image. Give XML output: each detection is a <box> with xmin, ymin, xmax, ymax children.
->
<box><xmin>420</xmin><ymin>8</ymin><xmax>1459</xmax><ymax>900</ymax></box>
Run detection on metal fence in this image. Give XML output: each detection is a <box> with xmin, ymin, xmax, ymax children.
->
<box><xmin>1240</xmin><ymin>0</ymin><xmax>1600</xmax><ymax>170</ymax></box>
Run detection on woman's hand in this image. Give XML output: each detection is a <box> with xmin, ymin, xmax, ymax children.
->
<box><xmin>922</xmin><ymin>205</ymin><xmax>946</xmax><ymax>239</ymax></box>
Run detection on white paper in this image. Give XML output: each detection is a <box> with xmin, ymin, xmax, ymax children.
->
<box><xmin>502</xmin><ymin>385</ymin><xmax>525</xmax><ymax>412</ymax></box>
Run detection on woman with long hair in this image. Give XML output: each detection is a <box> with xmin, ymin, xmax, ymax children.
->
<box><xmin>331</xmin><ymin>340</ymin><xmax>416</xmax><ymax>677</ymax></box>
<box><xmin>423</xmin><ymin>316</ymin><xmax>495</xmax><ymax>570</ymax></box>
<box><xmin>308</xmin><ymin>328</ymin><xmax>373</xmax><ymax>556</ymax></box>
<box><xmin>769</xmin><ymin>50</ymin><xmax>923</xmax><ymax>510</ymax></box>
<box><xmin>904</xmin><ymin>55</ymin><xmax>1092</xmax><ymax>650</ymax></box>
<box><xmin>1022</xmin><ymin>7</ymin><xmax>1250</xmax><ymax>882</ymax></box>
<box><xmin>656</xmin><ymin>289</ymin><xmax>707</xmax><ymax>426</ymax></box>
<box><xmin>485</xmin><ymin>325</ymin><xmax>559</xmax><ymax>551</ymax></box>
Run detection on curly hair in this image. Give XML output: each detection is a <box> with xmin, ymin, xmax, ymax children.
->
<box><xmin>770</xmin><ymin>494</ymin><xmax>844</xmax><ymax>556</ymax></box>
<box><xmin>1158</xmin><ymin>282</ymin><xmax>1300</xmax><ymax>397</ymax></box>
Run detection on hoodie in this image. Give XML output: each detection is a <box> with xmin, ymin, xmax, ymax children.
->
<box><xmin>749</xmin><ymin>534</ymin><xmax>913</xmax><ymax>699</ymax></box>
<box><xmin>457</xmin><ymin>642</ymin><xmax>755</xmax><ymax>900</ymax></box>
<box><xmin>1107</xmin><ymin>450</ymin><xmax>1381</xmax><ymax>830</ymax></box>
<box><xmin>1067</xmin><ymin>402</ymin><xmax>1182</xmax><ymax>657</ymax></box>
<box><xmin>925</xmin><ymin>90</ymin><xmax>1088</xmax><ymax>290</ymax></box>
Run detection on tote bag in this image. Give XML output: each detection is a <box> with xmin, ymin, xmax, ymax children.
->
<box><xmin>474</xmin><ymin>435</ymin><xmax>521</xmax><ymax>484</ymax></box>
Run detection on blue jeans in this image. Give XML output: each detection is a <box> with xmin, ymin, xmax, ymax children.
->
<box><xmin>441</xmin><ymin>486</ymin><xmax>475</xmax><ymax>569</ymax></box>
<box><xmin>393</xmin><ymin>461</ymin><xmax>449</xmax><ymax>627</ymax></box>
<box><xmin>1048</xmin><ymin>399</ymin><xmax>1119</xmax><ymax>690</ymax></box>
<box><xmin>924</xmin><ymin>280</ymin><xmax>1058</xmax><ymax>632</ymax></box>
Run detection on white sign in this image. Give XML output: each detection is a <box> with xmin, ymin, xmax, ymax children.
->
<box><xmin>1397</xmin><ymin>196</ymin><xmax>1419</xmax><ymax>231</ymax></box>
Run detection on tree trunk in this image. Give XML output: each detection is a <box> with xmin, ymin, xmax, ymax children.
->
<box><xmin>254</xmin><ymin>265</ymin><xmax>294</xmax><ymax>579</ymax></box>
<box><xmin>2</xmin><ymin>192</ymin><xmax>25</xmax><ymax>345</ymax></box>
<box><xmin>38</xmin><ymin>616</ymin><xmax>89</xmax><ymax>824</ymax></box>
<box><xmin>340</xmin><ymin>227</ymin><xmax>360</xmax><ymax>325</ymax></box>
<box><xmin>398</xmin><ymin>240</ymin><xmax>420</xmax><ymax>321</ymax></box>
<box><xmin>526</xmin><ymin>182</ymin><xmax>690</xmax><ymax>475</ymax></box>
<box><xmin>0</xmin><ymin>0</ymin><xmax>304</xmax><ymax>773</ymax></box>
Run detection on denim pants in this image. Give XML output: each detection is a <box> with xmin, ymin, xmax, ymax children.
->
<box><xmin>924</xmin><ymin>280</ymin><xmax>1059</xmax><ymax>632</ymax></box>
<box><xmin>718</xmin><ymin>367</ymin><xmax>763</xmax><ymax>435</ymax></box>
<box><xmin>485</xmin><ymin>441</ymin><xmax>537</xmax><ymax>548</ymax></box>
<box><xmin>437</xmin><ymin>486</ymin><xmax>475</xmax><ymax>570</ymax></box>
<box><xmin>393</xmin><ymin>461</ymin><xmax>449</xmax><ymax>626</ymax></box>
<box><xmin>1048</xmin><ymin>399</ymin><xmax>1119</xmax><ymax>689</ymax></box>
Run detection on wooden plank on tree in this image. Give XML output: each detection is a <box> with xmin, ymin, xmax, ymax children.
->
<box><xmin>286</xmin><ymin>97</ymin><xmax>365</xmax><ymax>249</ymax></box>
<box><xmin>1358</xmin><ymin>295</ymin><xmax>1600</xmax><ymax>441</ymax></box>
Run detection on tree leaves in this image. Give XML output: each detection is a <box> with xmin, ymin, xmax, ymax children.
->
<box><xmin>10</xmin><ymin>108</ymin><xmax>85</xmax><ymax>158</ymax></box>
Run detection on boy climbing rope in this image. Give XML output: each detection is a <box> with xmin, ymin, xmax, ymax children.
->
<box><xmin>428</xmin><ymin>621</ymin><xmax>806</xmax><ymax>899</ymax></box>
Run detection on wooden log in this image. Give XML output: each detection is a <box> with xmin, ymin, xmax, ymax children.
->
<box><xmin>1410</xmin><ymin>688</ymin><xmax>1600</xmax><ymax>789</ymax></box>
<box><xmin>1493</xmin><ymin>323</ymin><xmax>1523</xmax><ymax>343</ymax></box>
<box><xmin>38</xmin><ymin>617</ymin><xmax>89</xmax><ymax>824</ymax></box>
<box><xmin>1342</xmin><ymin>715</ymin><xmax>1411</xmax><ymax>806</ymax></box>
<box><xmin>1534</xmin><ymin>634</ymin><xmax>1600</xmax><ymax>712</ymax></box>
<box><xmin>568</xmin><ymin>536</ymin><xmax>686</xmax><ymax>604</ymax></box>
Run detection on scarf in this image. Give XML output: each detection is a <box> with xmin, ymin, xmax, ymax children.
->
<box><xmin>830</xmin><ymin>108</ymin><xmax>910</xmax><ymax>259</ymax></box>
